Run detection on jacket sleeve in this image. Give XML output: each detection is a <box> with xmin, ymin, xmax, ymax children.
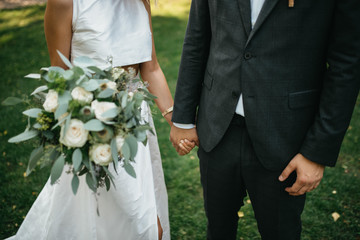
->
<box><xmin>300</xmin><ymin>0</ymin><xmax>360</xmax><ymax>166</ymax></box>
<box><xmin>171</xmin><ymin>0</ymin><xmax>212</xmax><ymax>124</ymax></box>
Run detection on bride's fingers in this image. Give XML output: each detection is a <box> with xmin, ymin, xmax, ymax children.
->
<box><xmin>180</xmin><ymin>140</ymin><xmax>194</xmax><ymax>152</ymax></box>
<box><xmin>179</xmin><ymin>142</ymin><xmax>191</xmax><ymax>154</ymax></box>
<box><xmin>184</xmin><ymin>139</ymin><xmax>196</xmax><ymax>148</ymax></box>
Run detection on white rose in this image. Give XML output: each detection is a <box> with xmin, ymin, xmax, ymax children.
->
<box><xmin>100</xmin><ymin>81</ymin><xmax>117</xmax><ymax>92</ymax></box>
<box><xmin>106</xmin><ymin>81</ymin><xmax>117</xmax><ymax>91</ymax></box>
<box><xmin>91</xmin><ymin>100</ymin><xmax>117</xmax><ymax>122</ymax></box>
<box><xmin>60</xmin><ymin>119</ymin><xmax>89</xmax><ymax>148</ymax></box>
<box><xmin>43</xmin><ymin>90</ymin><xmax>59</xmax><ymax>112</ymax></box>
<box><xmin>89</xmin><ymin>143</ymin><xmax>112</xmax><ymax>166</ymax></box>
<box><xmin>71</xmin><ymin>86</ymin><xmax>93</xmax><ymax>103</ymax></box>
<box><xmin>115</xmin><ymin>135</ymin><xmax>125</xmax><ymax>153</ymax></box>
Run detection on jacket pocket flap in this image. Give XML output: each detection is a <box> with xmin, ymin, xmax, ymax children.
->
<box><xmin>289</xmin><ymin>89</ymin><xmax>319</xmax><ymax>109</ymax></box>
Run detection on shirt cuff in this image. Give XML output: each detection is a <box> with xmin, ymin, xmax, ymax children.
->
<box><xmin>173</xmin><ymin>122</ymin><xmax>196</xmax><ymax>129</ymax></box>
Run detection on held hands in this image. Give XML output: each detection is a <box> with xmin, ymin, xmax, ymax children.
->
<box><xmin>279</xmin><ymin>153</ymin><xmax>325</xmax><ymax>196</ymax></box>
<box><xmin>169</xmin><ymin>125</ymin><xmax>199</xmax><ymax>155</ymax></box>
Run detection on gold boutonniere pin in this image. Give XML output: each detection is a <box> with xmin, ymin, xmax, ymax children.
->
<box><xmin>288</xmin><ymin>0</ymin><xmax>294</xmax><ymax>7</ymax></box>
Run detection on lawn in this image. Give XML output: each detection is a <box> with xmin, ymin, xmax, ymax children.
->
<box><xmin>0</xmin><ymin>1</ymin><xmax>359</xmax><ymax>239</ymax></box>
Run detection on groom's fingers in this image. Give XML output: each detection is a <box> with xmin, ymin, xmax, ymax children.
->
<box><xmin>279</xmin><ymin>161</ymin><xmax>296</xmax><ymax>182</ymax></box>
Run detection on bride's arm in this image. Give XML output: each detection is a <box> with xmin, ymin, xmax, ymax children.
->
<box><xmin>44</xmin><ymin>0</ymin><xmax>73</xmax><ymax>68</ymax></box>
<box><xmin>139</xmin><ymin>0</ymin><xmax>174</xmax><ymax>127</ymax></box>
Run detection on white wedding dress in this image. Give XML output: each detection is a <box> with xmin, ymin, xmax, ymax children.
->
<box><xmin>7</xmin><ymin>0</ymin><xmax>170</xmax><ymax>239</ymax></box>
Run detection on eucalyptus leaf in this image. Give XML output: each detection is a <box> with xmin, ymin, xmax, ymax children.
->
<box><xmin>101</xmin><ymin>107</ymin><xmax>119</xmax><ymax>119</ymax></box>
<box><xmin>134</xmin><ymin>124</ymin><xmax>153</xmax><ymax>132</ymax></box>
<box><xmin>31</xmin><ymin>85</ymin><xmax>48</xmax><ymax>95</ymax></box>
<box><xmin>26</xmin><ymin>146</ymin><xmax>44</xmax><ymax>176</ymax></box>
<box><xmin>2</xmin><ymin>97</ymin><xmax>23</xmax><ymax>106</ymax></box>
<box><xmin>121</xmin><ymin>92</ymin><xmax>128</xmax><ymax>108</ymax></box>
<box><xmin>98</xmin><ymin>88</ymin><xmax>115</xmax><ymax>99</ymax></box>
<box><xmin>86</xmin><ymin>172</ymin><xmax>97</xmax><ymax>192</ymax></box>
<box><xmin>57</xmin><ymin>50</ymin><xmax>73</xmax><ymax>69</ymax></box>
<box><xmin>135</xmin><ymin>130</ymin><xmax>147</xmax><ymax>143</ymax></box>
<box><xmin>72</xmin><ymin>148</ymin><xmax>82</xmax><ymax>171</ymax></box>
<box><xmin>49</xmin><ymin>147</ymin><xmax>61</xmax><ymax>162</ymax></box>
<box><xmin>55</xmin><ymin>103</ymin><xmax>68</xmax><ymax>119</ymax></box>
<box><xmin>33</xmin><ymin>123</ymin><xmax>42</xmax><ymax>129</ymax></box>
<box><xmin>110</xmin><ymin>138</ymin><xmax>118</xmax><ymax>167</ymax></box>
<box><xmin>74</xmin><ymin>56</ymin><xmax>96</xmax><ymax>67</ymax></box>
<box><xmin>124</xmin><ymin>162</ymin><xmax>136</xmax><ymax>178</ymax></box>
<box><xmin>105</xmin><ymin>176</ymin><xmax>111</xmax><ymax>191</ymax></box>
<box><xmin>73</xmin><ymin>66</ymin><xmax>85</xmax><ymax>77</ymax></box>
<box><xmin>84</xmin><ymin>119</ymin><xmax>105</xmax><ymax>131</ymax></box>
<box><xmin>61</xmin><ymin>113</ymin><xmax>72</xmax><ymax>138</ymax></box>
<box><xmin>43</xmin><ymin>130</ymin><xmax>54</xmax><ymax>140</ymax></box>
<box><xmin>96</xmin><ymin>79</ymin><xmax>110</xmax><ymax>85</ymax></box>
<box><xmin>25</xmin><ymin>73</ymin><xmax>41</xmax><ymax>79</ymax></box>
<box><xmin>50</xmin><ymin>155</ymin><xmax>65</xmax><ymax>184</ymax></box>
<box><xmin>102</xmin><ymin>166</ymin><xmax>116</xmax><ymax>189</ymax></box>
<box><xmin>125</xmin><ymin>135</ymin><xmax>138</xmax><ymax>160</ymax></box>
<box><xmin>88</xmin><ymin>66</ymin><xmax>106</xmax><ymax>76</ymax></box>
<box><xmin>121</xmin><ymin>141</ymin><xmax>131</xmax><ymax>161</ymax></box>
<box><xmin>58</xmin><ymin>91</ymin><xmax>72</xmax><ymax>105</ymax></box>
<box><xmin>63</xmin><ymin>70</ymin><xmax>74</xmax><ymax>80</ymax></box>
<box><xmin>82</xmin><ymin>79</ymin><xmax>99</xmax><ymax>92</ymax></box>
<box><xmin>75</xmin><ymin>75</ymin><xmax>86</xmax><ymax>85</ymax></box>
<box><xmin>51</xmin><ymin>113</ymin><xmax>68</xmax><ymax>130</ymax></box>
<box><xmin>88</xmin><ymin>158</ymin><xmax>97</xmax><ymax>188</ymax></box>
<box><xmin>71</xmin><ymin>175</ymin><xmax>80</xmax><ymax>195</ymax></box>
<box><xmin>23</xmin><ymin>108</ymin><xmax>42</xmax><ymax>118</ymax></box>
<box><xmin>49</xmin><ymin>66</ymin><xmax>65</xmax><ymax>74</ymax></box>
<box><xmin>138</xmin><ymin>88</ymin><xmax>157</xmax><ymax>100</ymax></box>
<box><xmin>42</xmin><ymin>73</ymin><xmax>52</xmax><ymax>83</ymax></box>
<box><xmin>8</xmin><ymin>130</ymin><xmax>38</xmax><ymax>143</ymax></box>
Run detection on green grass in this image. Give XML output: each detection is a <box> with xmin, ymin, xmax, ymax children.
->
<box><xmin>1</xmin><ymin>1</ymin><xmax>359</xmax><ymax>239</ymax></box>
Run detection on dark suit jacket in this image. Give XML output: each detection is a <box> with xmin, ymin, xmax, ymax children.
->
<box><xmin>172</xmin><ymin>0</ymin><xmax>360</xmax><ymax>170</ymax></box>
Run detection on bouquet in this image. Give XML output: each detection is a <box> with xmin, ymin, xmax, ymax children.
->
<box><xmin>2</xmin><ymin>51</ymin><xmax>156</xmax><ymax>194</ymax></box>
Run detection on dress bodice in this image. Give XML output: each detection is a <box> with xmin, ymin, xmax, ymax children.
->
<box><xmin>71</xmin><ymin>0</ymin><xmax>152</xmax><ymax>68</ymax></box>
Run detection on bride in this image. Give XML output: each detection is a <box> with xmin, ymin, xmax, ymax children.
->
<box><xmin>7</xmin><ymin>0</ymin><xmax>194</xmax><ymax>239</ymax></box>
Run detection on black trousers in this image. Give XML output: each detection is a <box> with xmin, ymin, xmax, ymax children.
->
<box><xmin>198</xmin><ymin>115</ymin><xmax>306</xmax><ymax>240</ymax></box>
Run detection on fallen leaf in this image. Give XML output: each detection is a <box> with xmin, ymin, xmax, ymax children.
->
<box><xmin>332</xmin><ymin>212</ymin><xmax>340</xmax><ymax>222</ymax></box>
<box><xmin>12</xmin><ymin>205</ymin><xmax>16</xmax><ymax>210</ymax></box>
<box><xmin>190</xmin><ymin>156</ymin><xmax>195</xmax><ymax>160</ymax></box>
<box><xmin>23</xmin><ymin>172</ymin><xmax>26</xmax><ymax>177</ymax></box>
<box><xmin>19</xmin><ymin>162</ymin><xmax>23</xmax><ymax>166</ymax></box>
<box><xmin>2</xmin><ymin>152</ymin><xmax>5</xmax><ymax>156</ymax></box>
<box><xmin>332</xmin><ymin>190</ymin><xmax>337</xmax><ymax>194</ymax></box>
<box><xmin>238</xmin><ymin>211</ymin><xmax>244</xmax><ymax>218</ymax></box>
<box><xmin>4</xmin><ymin>130</ymin><xmax>7</xmax><ymax>135</ymax></box>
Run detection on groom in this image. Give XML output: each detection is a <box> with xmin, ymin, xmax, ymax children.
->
<box><xmin>170</xmin><ymin>0</ymin><xmax>360</xmax><ymax>239</ymax></box>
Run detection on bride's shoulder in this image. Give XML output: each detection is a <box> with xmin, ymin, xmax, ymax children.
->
<box><xmin>47</xmin><ymin>0</ymin><xmax>72</xmax><ymax>10</ymax></box>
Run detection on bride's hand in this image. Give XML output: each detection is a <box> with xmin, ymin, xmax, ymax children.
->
<box><xmin>178</xmin><ymin>139</ymin><xmax>196</xmax><ymax>155</ymax></box>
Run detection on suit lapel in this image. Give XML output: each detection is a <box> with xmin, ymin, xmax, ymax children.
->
<box><xmin>245</xmin><ymin>0</ymin><xmax>280</xmax><ymax>46</ymax></box>
<box><xmin>237</xmin><ymin>0</ymin><xmax>252</xmax><ymax>37</ymax></box>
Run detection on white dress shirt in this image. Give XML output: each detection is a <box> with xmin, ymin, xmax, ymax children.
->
<box><xmin>174</xmin><ymin>0</ymin><xmax>266</xmax><ymax>129</ymax></box>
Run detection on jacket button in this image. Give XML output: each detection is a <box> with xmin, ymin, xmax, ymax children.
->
<box><xmin>232</xmin><ymin>91</ymin><xmax>239</xmax><ymax>99</ymax></box>
<box><xmin>244</xmin><ymin>52</ymin><xmax>252</xmax><ymax>60</ymax></box>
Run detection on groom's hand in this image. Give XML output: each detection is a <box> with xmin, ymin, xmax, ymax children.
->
<box><xmin>170</xmin><ymin>125</ymin><xmax>199</xmax><ymax>156</ymax></box>
<box><xmin>279</xmin><ymin>153</ymin><xmax>325</xmax><ymax>196</ymax></box>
